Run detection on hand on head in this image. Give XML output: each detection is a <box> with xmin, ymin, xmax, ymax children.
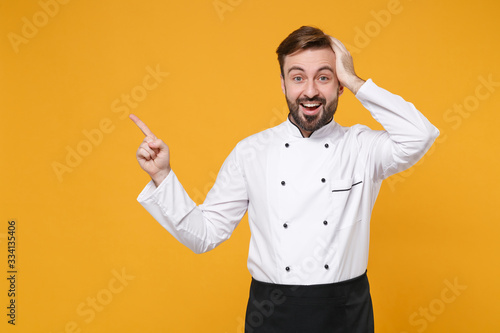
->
<box><xmin>329</xmin><ymin>36</ymin><xmax>365</xmax><ymax>94</ymax></box>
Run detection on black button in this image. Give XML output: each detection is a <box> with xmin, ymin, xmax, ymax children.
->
<box><xmin>324</xmin><ymin>143</ymin><xmax>329</xmax><ymax>148</ymax></box>
<box><xmin>285</xmin><ymin>266</ymin><xmax>290</xmax><ymax>272</ymax></box>
<box><xmin>283</xmin><ymin>223</ymin><xmax>288</xmax><ymax>229</ymax></box>
<box><xmin>281</xmin><ymin>181</ymin><xmax>286</xmax><ymax>186</ymax></box>
<box><xmin>321</xmin><ymin>178</ymin><xmax>326</xmax><ymax>183</ymax></box>
<box><xmin>324</xmin><ymin>264</ymin><xmax>329</xmax><ymax>270</ymax></box>
<box><xmin>285</xmin><ymin>143</ymin><xmax>289</xmax><ymax>148</ymax></box>
<box><xmin>323</xmin><ymin>220</ymin><xmax>328</xmax><ymax>226</ymax></box>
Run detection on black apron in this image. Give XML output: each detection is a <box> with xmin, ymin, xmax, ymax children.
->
<box><xmin>244</xmin><ymin>270</ymin><xmax>374</xmax><ymax>333</ymax></box>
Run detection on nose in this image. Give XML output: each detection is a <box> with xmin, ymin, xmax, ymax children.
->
<box><xmin>303</xmin><ymin>79</ymin><xmax>319</xmax><ymax>99</ymax></box>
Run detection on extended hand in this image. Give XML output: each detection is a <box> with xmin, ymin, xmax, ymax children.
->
<box><xmin>130</xmin><ymin>114</ymin><xmax>171</xmax><ymax>187</ymax></box>
<box><xmin>329</xmin><ymin>36</ymin><xmax>365</xmax><ymax>94</ymax></box>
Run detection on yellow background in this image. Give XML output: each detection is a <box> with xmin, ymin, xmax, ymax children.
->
<box><xmin>1</xmin><ymin>0</ymin><xmax>499</xmax><ymax>332</ymax></box>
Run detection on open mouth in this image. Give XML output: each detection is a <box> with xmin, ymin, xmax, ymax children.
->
<box><xmin>300</xmin><ymin>102</ymin><xmax>322</xmax><ymax>115</ymax></box>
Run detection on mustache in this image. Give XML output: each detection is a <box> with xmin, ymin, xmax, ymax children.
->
<box><xmin>297</xmin><ymin>97</ymin><xmax>326</xmax><ymax>104</ymax></box>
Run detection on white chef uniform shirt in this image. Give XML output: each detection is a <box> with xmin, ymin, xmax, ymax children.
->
<box><xmin>137</xmin><ymin>79</ymin><xmax>440</xmax><ymax>285</ymax></box>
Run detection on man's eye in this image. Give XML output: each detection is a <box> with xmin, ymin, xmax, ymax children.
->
<box><xmin>293</xmin><ymin>77</ymin><xmax>303</xmax><ymax>82</ymax></box>
<box><xmin>319</xmin><ymin>76</ymin><xmax>329</xmax><ymax>81</ymax></box>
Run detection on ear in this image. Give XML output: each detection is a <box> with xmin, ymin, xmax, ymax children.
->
<box><xmin>280</xmin><ymin>74</ymin><xmax>286</xmax><ymax>95</ymax></box>
<box><xmin>338</xmin><ymin>85</ymin><xmax>344</xmax><ymax>96</ymax></box>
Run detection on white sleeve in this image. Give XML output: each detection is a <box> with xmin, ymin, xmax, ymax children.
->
<box><xmin>355</xmin><ymin>79</ymin><xmax>440</xmax><ymax>181</ymax></box>
<box><xmin>137</xmin><ymin>146</ymin><xmax>249</xmax><ymax>254</ymax></box>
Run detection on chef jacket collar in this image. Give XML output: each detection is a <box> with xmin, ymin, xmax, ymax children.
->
<box><xmin>285</xmin><ymin>113</ymin><xmax>340</xmax><ymax>140</ymax></box>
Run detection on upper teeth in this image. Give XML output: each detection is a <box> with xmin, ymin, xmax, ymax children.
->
<box><xmin>303</xmin><ymin>103</ymin><xmax>320</xmax><ymax>107</ymax></box>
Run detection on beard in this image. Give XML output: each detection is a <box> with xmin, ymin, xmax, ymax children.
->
<box><xmin>286</xmin><ymin>92</ymin><xmax>339</xmax><ymax>134</ymax></box>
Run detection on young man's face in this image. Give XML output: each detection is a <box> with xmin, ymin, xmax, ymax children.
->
<box><xmin>281</xmin><ymin>46</ymin><xmax>344</xmax><ymax>136</ymax></box>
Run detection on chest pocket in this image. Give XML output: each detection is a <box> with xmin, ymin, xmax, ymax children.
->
<box><xmin>329</xmin><ymin>179</ymin><xmax>363</xmax><ymax>230</ymax></box>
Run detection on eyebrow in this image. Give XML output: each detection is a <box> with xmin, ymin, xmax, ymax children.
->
<box><xmin>287</xmin><ymin>65</ymin><xmax>334</xmax><ymax>75</ymax></box>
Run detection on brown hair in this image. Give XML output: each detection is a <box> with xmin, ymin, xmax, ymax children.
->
<box><xmin>276</xmin><ymin>26</ymin><xmax>332</xmax><ymax>76</ymax></box>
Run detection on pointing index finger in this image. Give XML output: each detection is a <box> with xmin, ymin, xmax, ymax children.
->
<box><xmin>129</xmin><ymin>114</ymin><xmax>156</xmax><ymax>138</ymax></box>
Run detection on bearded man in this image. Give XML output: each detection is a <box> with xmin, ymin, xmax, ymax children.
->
<box><xmin>130</xmin><ymin>26</ymin><xmax>439</xmax><ymax>332</ymax></box>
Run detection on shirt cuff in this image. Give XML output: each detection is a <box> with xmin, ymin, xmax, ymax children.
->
<box><xmin>137</xmin><ymin>170</ymin><xmax>197</xmax><ymax>226</ymax></box>
<box><xmin>354</xmin><ymin>78</ymin><xmax>375</xmax><ymax>99</ymax></box>
<box><xmin>137</xmin><ymin>170</ymin><xmax>172</xmax><ymax>201</ymax></box>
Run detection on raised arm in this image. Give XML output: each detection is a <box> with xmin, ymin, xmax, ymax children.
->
<box><xmin>130</xmin><ymin>114</ymin><xmax>249</xmax><ymax>254</ymax></box>
<box><xmin>328</xmin><ymin>37</ymin><xmax>439</xmax><ymax>180</ymax></box>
